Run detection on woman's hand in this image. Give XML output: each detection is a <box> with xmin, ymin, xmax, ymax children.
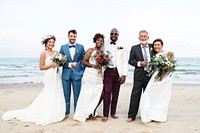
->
<box><xmin>52</xmin><ymin>62</ymin><xmax>59</xmax><ymax>68</ymax></box>
<box><xmin>94</xmin><ymin>64</ymin><xmax>102</xmax><ymax>69</ymax></box>
<box><xmin>167</xmin><ymin>51</ymin><xmax>174</xmax><ymax>59</ymax></box>
<box><xmin>160</xmin><ymin>71</ymin><xmax>169</xmax><ymax>79</ymax></box>
<box><xmin>102</xmin><ymin>72</ymin><xmax>104</xmax><ymax>80</ymax></box>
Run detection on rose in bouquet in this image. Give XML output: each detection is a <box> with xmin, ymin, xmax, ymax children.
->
<box><xmin>51</xmin><ymin>53</ymin><xmax>68</xmax><ymax>66</ymax></box>
<box><xmin>93</xmin><ymin>50</ymin><xmax>112</xmax><ymax>73</ymax></box>
<box><xmin>148</xmin><ymin>53</ymin><xmax>176</xmax><ymax>81</ymax></box>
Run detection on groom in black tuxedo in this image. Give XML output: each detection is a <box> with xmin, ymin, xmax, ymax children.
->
<box><xmin>127</xmin><ymin>30</ymin><xmax>154</xmax><ymax>122</ymax></box>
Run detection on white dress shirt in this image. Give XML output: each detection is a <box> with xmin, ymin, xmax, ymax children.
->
<box><xmin>137</xmin><ymin>44</ymin><xmax>151</xmax><ymax>67</ymax></box>
<box><xmin>68</xmin><ymin>43</ymin><xmax>76</xmax><ymax>68</ymax></box>
<box><xmin>106</xmin><ymin>41</ymin><xmax>117</xmax><ymax>68</ymax></box>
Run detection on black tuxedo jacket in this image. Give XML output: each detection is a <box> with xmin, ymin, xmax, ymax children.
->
<box><xmin>128</xmin><ymin>44</ymin><xmax>154</xmax><ymax>81</ymax></box>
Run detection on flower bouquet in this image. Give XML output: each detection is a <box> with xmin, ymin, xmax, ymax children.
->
<box><xmin>93</xmin><ymin>50</ymin><xmax>112</xmax><ymax>73</ymax></box>
<box><xmin>51</xmin><ymin>53</ymin><xmax>68</xmax><ymax>66</ymax></box>
<box><xmin>148</xmin><ymin>53</ymin><xmax>176</xmax><ymax>81</ymax></box>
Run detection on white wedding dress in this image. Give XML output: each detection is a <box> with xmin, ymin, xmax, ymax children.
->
<box><xmin>73</xmin><ymin>50</ymin><xmax>103</xmax><ymax>122</ymax></box>
<box><xmin>140</xmin><ymin>70</ymin><xmax>172</xmax><ymax>123</ymax></box>
<box><xmin>2</xmin><ymin>57</ymin><xmax>66</xmax><ymax>125</ymax></box>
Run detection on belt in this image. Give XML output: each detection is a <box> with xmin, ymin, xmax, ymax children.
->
<box><xmin>107</xmin><ymin>67</ymin><xmax>117</xmax><ymax>70</ymax></box>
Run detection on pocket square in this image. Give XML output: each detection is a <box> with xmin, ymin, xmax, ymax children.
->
<box><xmin>117</xmin><ymin>46</ymin><xmax>123</xmax><ymax>50</ymax></box>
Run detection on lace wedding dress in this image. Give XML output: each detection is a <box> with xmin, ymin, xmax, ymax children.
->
<box><xmin>73</xmin><ymin>50</ymin><xmax>103</xmax><ymax>122</ymax></box>
<box><xmin>2</xmin><ymin>57</ymin><xmax>66</xmax><ymax>125</ymax></box>
<box><xmin>140</xmin><ymin>70</ymin><xmax>172</xmax><ymax>123</ymax></box>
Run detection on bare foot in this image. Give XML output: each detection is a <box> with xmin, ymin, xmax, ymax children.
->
<box><xmin>111</xmin><ymin>115</ymin><xmax>118</xmax><ymax>119</ymax></box>
<box><xmin>87</xmin><ymin>114</ymin><xmax>97</xmax><ymax>120</ymax></box>
<box><xmin>96</xmin><ymin>115</ymin><xmax>103</xmax><ymax>118</ymax></box>
<box><xmin>63</xmin><ymin>115</ymin><xmax>69</xmax><ymax>120</ymax></box>
<box><xmin>126</xmin><ymin>117</ymin><xmax>135</xmax><ymax>122</ymax></box>
<box><xmin>89</xmin><ymin>117</ymin><xmax>97</xmax><ymax>120</ymax></box>
<box><xmin>101</xmin><ymin>117</ymin><xmax>108</xmax><ymax>122</ymax></box>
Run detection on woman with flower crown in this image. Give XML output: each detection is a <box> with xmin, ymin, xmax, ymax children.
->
<box><xmin>140</xmin><ymin>38</ymin><xmax>175</xmax><ymax>123</ymax></box>
<box><xmin>2</xmin><ymin>35</ymin><xmax>66</xmax><ymax>125</ymax></box>
<box><xmin>73</xmin><ymin>33</ymin><xmax>106</xmax><ymax>122</ymax></box>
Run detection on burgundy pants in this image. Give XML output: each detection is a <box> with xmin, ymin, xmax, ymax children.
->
<box><xmin>103</xmin><ymin>67</ymin><xmax>120</xmax><ymax>117</ymax></box>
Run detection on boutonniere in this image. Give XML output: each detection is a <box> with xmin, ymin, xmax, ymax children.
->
<box><xmin>117</xmin><ymin>46</ymin><xmax>123</xmax><ymax>50</ymax></box>
<box><xmin>149</xmin><ymin>47</ymin><xmax>153</xmax><ymax>53</ymax></box>
<box><xmin>75</xmin><ymin>49</ymin><xmax>79</xmax><ymax>54</ymax></box>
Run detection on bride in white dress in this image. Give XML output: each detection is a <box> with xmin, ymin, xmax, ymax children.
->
<box><xmin>2</xmin><ymin>35</ymin><xmax>66</xmax><ymax>125</ymax></box>
<box><xmin>73</xmin><ymin>33</ymin><xmax>105</xmax><ymax>122</ymax></box>
<box><xmin>140</xmin><ymin>38</ymin><xmax>174</xmax><ymax>123</ymax></box>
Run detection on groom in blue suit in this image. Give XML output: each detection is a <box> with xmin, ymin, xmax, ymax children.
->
<box><xmin>60</xmin><ymin>29</ymin><xmax>85</xmax><ymax>115</ymax></box>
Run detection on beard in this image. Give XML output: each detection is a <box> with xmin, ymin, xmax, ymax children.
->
<box><xmin>69</xmin><ymin>39</ymin><xmax>76</xmax><ymax>44</ymax></box>
<box><xmin>140</xmin><ymin>41</ymin><xmax>148</xmax><ymax>45</ymax></box>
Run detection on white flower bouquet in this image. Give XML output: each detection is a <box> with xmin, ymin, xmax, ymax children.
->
<box><xmin>51</xmin><ymin>53</ymin><xmax>68</xmax><ymax>66</ymax></box>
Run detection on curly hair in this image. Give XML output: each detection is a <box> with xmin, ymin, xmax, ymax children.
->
<box><xmin>93</xmin><ymin>33</ymin><xmax>104</xmax><ymax>43</ymax></box>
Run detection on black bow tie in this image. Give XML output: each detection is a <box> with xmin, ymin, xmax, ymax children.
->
<box><xmin>69</xmin><ymin>45</ymin><xmax>75</xmax><ymax>48</ymax></box>
<box><xmin>110</xmin><ymin>42</ymin><xmax>116</xmax><ymax>45</ymax></box>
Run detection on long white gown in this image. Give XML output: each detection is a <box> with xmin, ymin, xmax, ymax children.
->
<box><xmin>73</xmin><ymin>50</ymin><xmax>103</xmax><ymax>122</ymax></box>
<box><xmin>2</xmin><ymin>56</ymin><xmax>66</xmax><ymax>125</ymax></box>
<box><xmin>140</xmin><ymin>70</ymin><xmax>172</xmax><ymax>123</ymax></box>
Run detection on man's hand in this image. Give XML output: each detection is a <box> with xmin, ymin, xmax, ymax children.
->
<box><xmin>118</xmin><ymin>75</ymin><xmax>126</xmax><ymax>84</ymax></box>
<box><xmin>140</xmin><ymin>61</ymin><xmax>148</xmax><ymax>68</ymax></box>
<box><xmin>71</xmin><ymin>62</ymin><xmax>78</xmax><ymax>68</ymax></box>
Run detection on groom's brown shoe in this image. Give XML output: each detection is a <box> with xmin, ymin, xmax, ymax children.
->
<box><xmin>126</xmin><ymin>117</ymin><xmax>136</xmax><ymax>122</ymax></box>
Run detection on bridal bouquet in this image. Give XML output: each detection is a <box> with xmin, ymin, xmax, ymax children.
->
<box><xmin>93</xmin><ymin>50</ymin><xmax>112</xmax><ymax>73</ymax></box>
<box><xmin>148</xmin><ymin>53</ymin><xmax>176</xmax><ymax>81</ymax></box>
<box><xmin>51</xmin><ymin>53</ymin><xmax>68</xmax><ymax>66</ymax></box>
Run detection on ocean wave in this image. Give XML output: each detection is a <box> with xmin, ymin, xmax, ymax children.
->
<box><xmin>0</xmin><ymin>75</ymin><xmax>29</xmax><ymax>78</ymax></box>
<box><xmin>0</xmin><ymin>57</ymin><xmax>200</xmax><ymax>84</ymax></box>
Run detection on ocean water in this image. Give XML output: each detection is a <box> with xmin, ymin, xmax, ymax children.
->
<box><xmin>0</xmin><ymin>58</ymin><xmax>43</xmax><ymax>84</ymax></box>
<box><xmin>0</xmin><ymin>57</ymin><xmax>200</xmax><ymax>84</ymax></box>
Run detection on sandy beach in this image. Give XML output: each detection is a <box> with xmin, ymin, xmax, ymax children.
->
<box><xmin>0</xmin><ymin>83</ymin><xmax>200</xmax><ymax>133</ymax></box>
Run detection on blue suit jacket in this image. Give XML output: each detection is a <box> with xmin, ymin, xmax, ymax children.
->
<box><xmin>59</xmin><ymin>43</ymin><xmax>85</xmax><ymax>80</ymax></box>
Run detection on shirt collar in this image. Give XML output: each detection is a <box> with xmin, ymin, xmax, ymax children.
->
<box><xmin>140</xmin><ymin>43</ymin><xmax>149</xmax><ymax>48</ymax></box>
<box><xmin>69</xmin><ymin>43</ymin><xmax>76</xmax><ymax>46</ymax></box>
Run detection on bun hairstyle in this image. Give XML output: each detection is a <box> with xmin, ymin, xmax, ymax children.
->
<box><xmin>41</xmin><ymin>35</ymin><xmax>56</xmax><ymax>49</ymax></box>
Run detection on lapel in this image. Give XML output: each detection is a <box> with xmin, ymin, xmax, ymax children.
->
<box><xmin>115</xmin><ymin>41</ymin><xmax>123</xmax><ymax>52</ymax></box>
<box><xmin>115</xmin><ymin>42</ymin><xmax>120</xmax><ymax>51</ymax></box>
<box><xmin>73</xmin><ymin>44</ymin><xmax>79</xmax><ymax>60</ymax></box>
<box><xmin>138</xmin><ymin>44</ymin><xmax>153</xmax><ymax>60</ymax></box>
<box><xmin>65</xmin><ymin>44</ymin><xmax>72</xmax><ymax>61</ymax></box>
<box><xmin>137</xmin><ymin>44</ymin><xmax>144</xmax><ymax>60</ymax></box>
<box><xmin>148</xmin><ymin>44</ymin><xmax>154</xmax><ymax>58</ymax></box>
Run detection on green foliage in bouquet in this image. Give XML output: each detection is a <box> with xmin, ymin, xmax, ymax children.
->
<box><xmin>148</xmin><ymin>53</ymin><xmax>176</xmax><ymax>81</ymax></box>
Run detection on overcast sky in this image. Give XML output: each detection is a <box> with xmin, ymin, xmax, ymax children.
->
<box><xmin>0</xmin><ymin>0</ymin><xmax>200</xmax><ymax>58</ymax></box>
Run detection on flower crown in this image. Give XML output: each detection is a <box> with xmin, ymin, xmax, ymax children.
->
<box><xmin>41</xmin><ymin>35</ymin><xmax>56</xmax><ymax>44</ymax></box>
